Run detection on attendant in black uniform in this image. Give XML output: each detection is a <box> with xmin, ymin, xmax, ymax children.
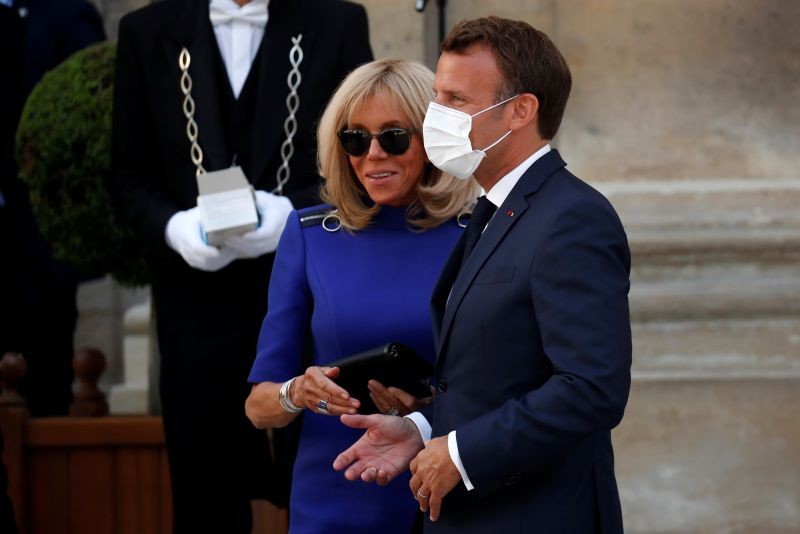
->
<box><xmin>0</xmin><ymin>0</ymin><xmax>105</xmax><ymax>417</ymax></box>
<box><xmin>109</xmin><ymin>1</ymin><xmax>372</xmax><ymax>532</ymax></box>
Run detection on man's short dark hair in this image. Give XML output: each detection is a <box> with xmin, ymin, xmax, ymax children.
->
<box><xmin>441</xmin><ymin>16</ymin><xmax>572</xmax><ymax>140</ymax></box>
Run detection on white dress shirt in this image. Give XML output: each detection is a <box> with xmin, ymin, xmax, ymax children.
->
<box><xmin>406</xmin><ymin>143</ymin><xmax>552</xmax><ymax>491</ymax></box>
<box><xmin>209</xmin><ymin>0</ymin><xmax>269</xmax><ymax>98</ymax></box>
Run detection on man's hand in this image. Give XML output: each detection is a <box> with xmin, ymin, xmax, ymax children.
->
<box><xmin>409</xmin><ymin>436</ymin><xmax>461</xmax><ymax>522</ymax></box>
<box><xmin>225</xmin><ymin>190</ymin><xmax>292</xmax><ymax>258</ymax></box>
<box><xmin>333</xmin><ymin>414</ymin><xmax>424</xmax><ymax>486</ymax></box>
<box><xmin>165</xmin><ymin>207</ymin><xmax>236</xmax><ymax>271</ymax></box>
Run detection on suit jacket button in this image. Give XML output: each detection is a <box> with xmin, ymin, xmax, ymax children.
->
<box><xmin>437</xmin><ymin>379</ymin><xmax>447</xmax><ymax>393</ymax></box>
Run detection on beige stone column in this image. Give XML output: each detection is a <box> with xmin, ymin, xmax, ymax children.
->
<box><xmin>89</xmin><ymin>0</ymin><xmax>150</xmax><ymax>40</ymax></box>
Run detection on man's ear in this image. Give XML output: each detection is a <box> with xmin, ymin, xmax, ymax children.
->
<box><xmin>508</xmin><ymin>93</ymin><xmax>539</xmax><ymax>131</ymax></box>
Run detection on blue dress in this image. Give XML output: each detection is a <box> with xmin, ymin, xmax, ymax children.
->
<box><xmin>249</xmin><ymin>204</ymin><xmax>463</xmax><ymax>534</ymax></box>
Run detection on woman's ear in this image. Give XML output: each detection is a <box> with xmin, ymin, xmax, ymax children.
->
<box><xmin>508</xmin><ymin>93</ymin><xmax>539</xmax><ymax>131</ymax></box>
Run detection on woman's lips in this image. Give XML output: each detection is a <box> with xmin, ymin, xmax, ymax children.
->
<box><xmin>365</xmin><ymin>170</ymin><xmax>397</xmax><ymax>181</ymax></box>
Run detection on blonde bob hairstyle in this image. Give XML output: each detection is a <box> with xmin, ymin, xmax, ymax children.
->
<box><xmin>318</xmin><ymin>58</ymin><xmax>477</xmax><ymax>231</ymax></box>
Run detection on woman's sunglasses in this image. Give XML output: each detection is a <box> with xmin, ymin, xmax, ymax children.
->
<box><xmin>337</xmin><ymin>127</ymin><xmax>416</xmax><ymax>157</ymax></box>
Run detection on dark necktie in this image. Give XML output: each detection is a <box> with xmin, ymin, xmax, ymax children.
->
<box><xmin>461</xmin><ymin>196</ymin><xmax>497</xmax><ymax>266</ymax></box>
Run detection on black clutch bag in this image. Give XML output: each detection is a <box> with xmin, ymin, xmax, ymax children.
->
<box><xmin>328</xmin><ymin>342</ymin><xmax>433</xmax><ymax>414</ymax></box>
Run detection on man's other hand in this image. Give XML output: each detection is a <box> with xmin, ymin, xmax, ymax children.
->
<box><xmin>409</xmin><ymin>436</ymin><xmax>461</xmax><ymax>522</ymax></box>
<box><xmin>333</xmin><ymin>414</ymin><xmax>424</xmax><ymax>486</ymax></box>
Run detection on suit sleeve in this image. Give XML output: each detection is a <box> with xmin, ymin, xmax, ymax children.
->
<box><xmin>248</xmin><ymin>211</ymin><xmax>313</xmax><ymax>383</ymax></box>
<box><xmin>109</xmin><ymin>16</ymin><xmax>182</xmax><ymax>261</ymax></box>
<box><xmin>455</xmin><ymin>200</ymin><xmax>632</xmax><ymax>489</ymax></box>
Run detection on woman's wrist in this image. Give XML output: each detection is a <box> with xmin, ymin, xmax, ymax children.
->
<box><xmin>278</xmin><ymin>377</ymin><xmax>304</xmax><ymax>414</ymax></box>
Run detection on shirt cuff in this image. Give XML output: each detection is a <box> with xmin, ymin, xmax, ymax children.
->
<box><xmin>448</xmin><ymin>431</ymin><xmax>475</xmax><ymax>491</ymax></box>
<box><xmin>404</xmin><ymin>411</ymin><xmax>431</xmax><ymax>442</ymax></box>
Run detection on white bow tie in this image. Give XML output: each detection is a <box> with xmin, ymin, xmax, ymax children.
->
<box><xmin>209</xmin><ymin>2</ymin><xmax>268</xmax><ymax>27</ymax></box>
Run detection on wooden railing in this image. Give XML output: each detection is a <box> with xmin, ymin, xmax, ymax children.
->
<box><xmin>0</xmin><ymin>349</ymin><xmax>289</xmax><ymax>533</ymax></box>
<box><xmin>0</xmin><ymin>350</ymin><xmax>171</xmax><ymax>533</ymax></box>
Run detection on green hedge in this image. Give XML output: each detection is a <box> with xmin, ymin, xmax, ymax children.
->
<box><xmin>16</xmin><ymin>42</ymin><xmax>149</xmax><ymax>286</ymax></box>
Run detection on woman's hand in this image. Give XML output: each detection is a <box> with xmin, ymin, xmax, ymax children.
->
<box><xmin>368</xmin><ymin>380</ymin><xmax>433</xmax><ymax>416</ymax></box>
<box><xmin>292</xmin><ymin>366</ymin><xmax>361</xmax><ymax>416</ymax></box>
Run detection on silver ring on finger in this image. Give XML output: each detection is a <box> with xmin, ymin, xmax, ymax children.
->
<box><xmin>386</xmin><ymin>406</ymin><xmax>400</xmax><ymax>416</ymax></box>
<box><xmin>417</xmin><ymin>489</ymin><xmax>430</xmax><ymax>500</ymax></box>
<box><xmin>317</xmin><ymin>399</ymin><xmax>330</xmax><ymax>415</ymax></box>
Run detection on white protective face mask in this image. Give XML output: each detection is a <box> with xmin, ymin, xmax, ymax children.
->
<box><xmin>423</xmin><ymin>95</ymin><xmax>518</xmax><ymax>179</ymax></box>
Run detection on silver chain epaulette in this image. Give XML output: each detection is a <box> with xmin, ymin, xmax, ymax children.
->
<box><xmin>179</xmin><ymin>47</ymin><xmax>206</xmax><ymax>176</ymax></box>
<box><xmin>178</xmin><ymin>35</ymin><xmax>304</xmax><ymax>190</ymax></box>
<box><xmin>273</xmin><ymin>34</ymin><xmax>304</xmax><ymax>195</ymax></box>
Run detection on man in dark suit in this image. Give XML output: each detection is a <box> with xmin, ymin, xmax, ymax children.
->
<box><xmin>334</xmin><ymin>16</ymin><xmax>631</xmax><ymax>533</ymax></box>
<box><xmin>109</xmin><ymin>1</ymin><xmax>371</xmax><ymax>531</ymax></box>
<box><xmin>0</xmin><ymin>0</ymin><xmax>105</xmax><ymax>417</ymax></box>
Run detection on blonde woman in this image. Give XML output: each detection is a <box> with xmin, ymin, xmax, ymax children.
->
<box><xmin>245</xmin><ymin>58</ymin><xmax>476</xmax><ymax>533</ymax></box>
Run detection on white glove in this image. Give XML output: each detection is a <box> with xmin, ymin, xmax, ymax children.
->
<box><xmin>165</xmin><ymin>206</ymin><xmax>237</xmax><ymax>271</ymax></box>
<box><xmin>224</xmin><ymin>190</ymin><xmax>293</xmax><ymax>258</ymax></box>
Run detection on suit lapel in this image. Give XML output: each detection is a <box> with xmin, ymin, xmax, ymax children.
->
<box><xmin>434</xmin><ymin>149</ymin><xmax>567</xmax><ymax>357</ymax></box>
<box><xmin>436</xmin><ymin>198</ymin><xmax>529</xmax><ymax>356</ymax></box>
<box><xmin>250</xmin><ymin>0</ymin><xmax>310</xmax><ymax>188</ymax></box>
<box><xmin>165</xmin><ymin>0</ymin><xmax>228</xmax><ymax>172</ymax></box>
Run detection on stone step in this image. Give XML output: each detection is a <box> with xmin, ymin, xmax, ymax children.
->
<box><xmin>598</xmin><ymin>178</ymin><xmax>800</xmax><ymax>262</ymax></box>
<box><xmin>631</xmin><ymin>318</ymin><xmax>800</xmax><ymax>377</ymax></box>
<box><xmin>593</xmin><ymin>180</ymin><xmax>800</xmax><ymax>324</ymax></box>
<box><xmin>597</xmin><ymin>178</ymin><xmax>800</xmax><ymax>231</ymax></box>
<box><xmin>630</xmin><ymin>274</ymin><xmax>800</xmax><ymax>322</ymax></box>
<box><xmin>629</xmin><ymin>228</ymin><xmax>800</xmax><ymax>264</ymax></box>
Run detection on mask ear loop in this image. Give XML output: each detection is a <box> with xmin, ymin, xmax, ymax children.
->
<box><xmin>471</xmin><ymin>94</ymin><xmax>518</xmax><ymax>153</ymax></box>
<box><xmin>479</xmin><ymin>129</ymin><xmax>513</xmax><ymax>153</ymax></box>
<box><xmin>470</xmin><ymin>93</ymin><xmax>520</xmax><ymax>118</ymax></box>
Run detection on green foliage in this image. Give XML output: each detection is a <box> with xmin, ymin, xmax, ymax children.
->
<box><xmin>16</xmin><ymin>42</ymin><xmax>149</xmax><ymax>286</ymax></box>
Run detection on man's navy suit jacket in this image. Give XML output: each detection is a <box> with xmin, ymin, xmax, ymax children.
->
<box><xmin>427</xmin><ymin>149</ymin><xmax>632</xmax><ymax>533</ymax></box>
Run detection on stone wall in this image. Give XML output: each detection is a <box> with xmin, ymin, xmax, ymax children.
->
<box><xmin>393</xmin><ymin>0</ymin><xmax>800</xmax><ymax>183</ymax></box>
<box><xmin>602</xmin><ymin>178</ymin><xmax>800</xmax><ymax>532</ymax></box>
<box><xmin>75</xmin><ymin>278</ymin><xmax>148</xmax><ymax>390</ymax></box>
<box><xmin>555</xmin><ymin>0</ymin><xmax>800</xmax><ymax>183</ymax></box>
